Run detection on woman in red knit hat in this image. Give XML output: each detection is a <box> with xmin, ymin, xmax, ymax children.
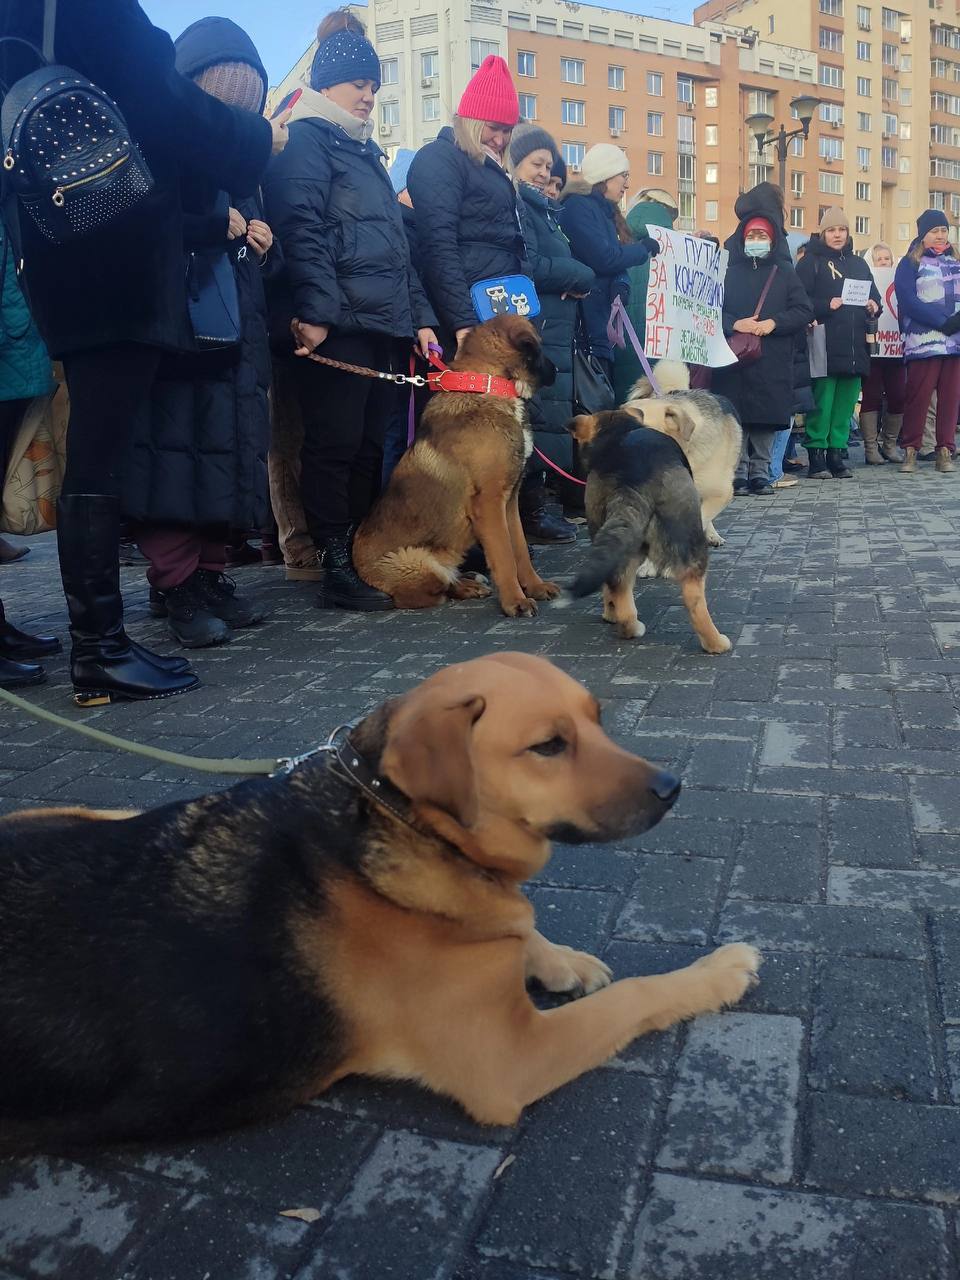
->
<box><xmin>407</xmin><ymin>55</ymin><xmax>524</xmax><ymax>351</ymax></box>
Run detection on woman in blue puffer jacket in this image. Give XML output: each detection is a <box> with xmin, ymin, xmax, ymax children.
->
<box><xmin>0</xmin><ymin>222</ymin><xmax>61</xmax><ymax>688</ymax></box>
<box><xmin>558</xmin><ymin>144</ymin><xmax>660</xmax><ymax>377</ymax></box>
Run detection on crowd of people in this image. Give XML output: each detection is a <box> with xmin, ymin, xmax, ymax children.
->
<box><xmin>0</xmin><ymin>0</ymin><xmax>957</xmax><ymax>703</ymax></box>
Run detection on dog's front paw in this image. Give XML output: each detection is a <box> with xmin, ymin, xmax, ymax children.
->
<box><xmin>636</xmin><ymin>559</ymin><xmax>658</xmax><ymax>579</ymax></box>
<box><xmin>450</xmin><ymin>574</ymin><xmax>492</xmax><ymax>600</ymax></box>
<box><xmin>689</xmin><ymin>943</ymin><xmax>761</xmax><ymax>1010</ymax></box>
<box><xmin>707</xmin><ymin>531</ymin><xmax>725</xmax><ymax>548</ymax></box>
<box><xmin>525</xmin><ymin>579</ymin><xmax>562</xmax><ymax>601</ymax></box>
<box><xmin>501</xmin><ymin>595</ymin><xmax>538</xmax><ymax>617</ymax></box>
<box><xmin>616</xmin><ymin>618</ymin><xmax>646</xmax><ymax>640</ymax></box>
<box><xmin>701</xmin><ymin>632</ymin><xmax>732</xmax><ymax>655</ymax></box>
<box><xmin>530</xmin><ymin>942</ymin><xmax>613</xmax><ymax>997</ymax></box>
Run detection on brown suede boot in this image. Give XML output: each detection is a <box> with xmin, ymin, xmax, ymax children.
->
<box><xmin>936</xmin><ymin>446</ymin><xmax>955</xmax><ymax>473</ymax></box>
<box><xmin>900</xmin><ymin>446</ymin><xmax>917</xmax><ymax>473</ymax></box>
<box><xmin>879</xmin><ymin>413</ymin><xmax>902</xmax><ymax>463</ymax></box>
<box><xmin>859</xmin><ymin>412</ymin><xmax>883</xmax><ymax>465</ymax></box>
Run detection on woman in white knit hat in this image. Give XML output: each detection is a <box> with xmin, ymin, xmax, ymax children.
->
<box><xmin>558</xmin><ymin>144</ymin><xmax>661</xmax><ymax>376</ymax></box>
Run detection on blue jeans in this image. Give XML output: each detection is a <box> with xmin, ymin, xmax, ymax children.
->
<box><xmin>769</xmin><ymin>428</ymin><xmax>791</xmax><ymax>482</ymax></box>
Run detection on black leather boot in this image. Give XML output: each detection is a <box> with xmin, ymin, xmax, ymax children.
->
<box><xmin>0</xmin><ymin>655</ymin><xmax>45</xmax><ymax>690</ymax></box>
<box><xmin>57</xmin><ymin>495</ymin><xmax>200</xmax><ymax>705</ymax></box>
<box><xmin>826</xmin><ymin>447</ymin><xmax>853</xmax><ymax>478</ymax></box>
<box><xmin>519</xmin><ymin>478</ymin><xmax>577</xmax><ymax>546</ymax></box>
<box><xmin>806</xmin><ymin>448</ymin><xmax>831</xmax><ymax>479</ymax></box>
<box><xmin>316</xmin><ymin>530</ymin><xmax>394</xmax><ymax>611</ymax></box>
<box><xmin>0</xmin><ymin>599</ymin><xmax>61</xmax><ymax>660</ymax></box>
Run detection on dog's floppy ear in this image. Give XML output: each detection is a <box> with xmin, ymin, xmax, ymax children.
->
<box><xmin>568</xmin><ymin>413</ymin><xmax>599</xmax><ymax>444</ymax></box>
<box><xmin>625</xmin><ymin>406</ymin><xmax>645</xmax><ymax>423</ymax></box>
<box><xmin>664</xmin><ymin>407</ymin><xmax>695</xmax><ymax>443</ymax></box>
<box><xmin>380</xmin><ymin>692</ymin><xmax>486</xmax><ymax>827</ymax></box>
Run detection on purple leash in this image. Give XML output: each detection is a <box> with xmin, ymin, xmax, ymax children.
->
<box><xmin>607</xmin><ymin>296</ymin><xmax>662</xmax><ymax>398</ymax></box>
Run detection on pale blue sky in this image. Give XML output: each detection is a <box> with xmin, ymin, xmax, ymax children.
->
<box><xmin>142</xmin><ymin>0</ymin><xmax>695</xmax><ymax>86</ymax></box>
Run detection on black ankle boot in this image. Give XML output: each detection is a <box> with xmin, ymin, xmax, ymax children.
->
<box><xmin>158</xmin><ymin>579</ymin><xmax>231</xmax><ymax>649</ymax></box>
<box><xmin>0</xmin><ymin>600</ymin><xmax>61</xmax><ymax>660</ymax></box>
<box><xmin>806</xmin><ymin>448</ymin><xmax>831</xmax><ymax>479</ymax></box>
<box><xmin>519</xmin><ymin>481</ymin><xmax>576</xmax><ymax>545</ymax></box>
<box><xmin>57</xmin><ymin>495</ymin><xmax>200</xmax><ymax>705</ymax></box>
<box><xmin>826</xmin><ymin>447</ymin><xmax>853</xmax><ymax>478</ymax></box>
<box><xmin>0</xmin><ymin>655</ymin><xmax>45</xmax><ymax>690</ymax></box>
<box><xmin>316</xmin><ymin>530</ymin><xmax>394</xmax><ymax>611</ymax></box>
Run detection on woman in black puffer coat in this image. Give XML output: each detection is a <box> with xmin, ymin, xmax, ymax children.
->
<box><xmin>509</xmin><ymin>125</ymin><xmax>594</xmax><ymax>543</ymax></box>
<box><xmin>264</xmin><ymin>9</ymin><xmax>436</xmax><ymax>611</ymax></box>
<box><xmin>406</xmin><ymin>55</ymin><xmax>523</xmax><ymax>349</ymax></box>
<box><xmin>795</xmin><ymin>208</ymin><xmax>881</xmax><ymax>479</ymax></box>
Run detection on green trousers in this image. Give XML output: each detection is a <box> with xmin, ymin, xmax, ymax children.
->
<box><xmin>804</xmin><ymin>375</ymin><xmax>862</xmax><ymax>449</ymax></box>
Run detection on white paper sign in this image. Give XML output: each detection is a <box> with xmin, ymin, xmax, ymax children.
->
<box><xmin>644</xmin><ymin>227</ymin><xmax>737</xmax><ymax>367</ymax></box>
<box><xmin>871</xmin><ymin>266</ymin><xmax>903</xmax><ymax>359</ymax></box>
<box><xmin>840</xmin><ymin>277</ymin><xmax>872</xmax><ymax>306</ymax></box>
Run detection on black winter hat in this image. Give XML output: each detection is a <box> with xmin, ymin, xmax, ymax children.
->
<box><xmin>918</xmin><ymin>208</ymin><xmax>949</xmax><ymax>239</ymax></box>
<box><xmin>508</xmin><ymin>123</ymin><xmax>559</xmax><ymax>169</ymax></box>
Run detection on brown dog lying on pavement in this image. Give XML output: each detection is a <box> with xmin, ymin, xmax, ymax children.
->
<box><xmin>353</xmin><ymin>316</ymin><xmax>562</xmax><ymax>617</ymax></box>
<box><xmin>0</xmin><ymin>654</ymin><xmax>759</xmax><ymax>1150</ymax></box>
<box><xmin>565</xmin><ymin>410</ymin><xmax>732</xmax><ymax>654</ymax></box>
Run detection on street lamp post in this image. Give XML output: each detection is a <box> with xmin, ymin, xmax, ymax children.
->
<box><xmin>744</xmin><ymin>94</ymin><xmax>821</xmax><ymax>194</ymax></box>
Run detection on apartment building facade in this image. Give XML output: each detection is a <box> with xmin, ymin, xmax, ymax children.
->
<box><xmin>268</xmin><ymin>0</ymin><xmax>820</xmax><ymax>239</ymax></box>
<box><xmin>696</xmin><ymin>0</ymin><xmax>960</xmax><ymax>250</ymax></box>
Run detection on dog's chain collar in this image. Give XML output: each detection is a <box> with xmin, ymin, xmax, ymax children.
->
<box><xmin>282</xmin><ymin>724</ymin><xmax>419</xmax><ymax>830</ymax></box>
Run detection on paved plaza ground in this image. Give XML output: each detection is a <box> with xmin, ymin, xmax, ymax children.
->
<box><xmin>1</xmin><ymin>462</ymin><xmax>960</xmax><ymax>1278</ymax></box>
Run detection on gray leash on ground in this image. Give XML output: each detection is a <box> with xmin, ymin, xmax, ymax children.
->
<box><xmin>0</xmin><ymin>685</ymin><xmax>338</xmax><ymax>777</ymax></box>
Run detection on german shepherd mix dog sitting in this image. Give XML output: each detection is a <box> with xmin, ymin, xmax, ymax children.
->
<box><xmin>0</xmin><ymin>654</ymin><xmax>759</xmax><ymax>1150</ymax></box>
<box><xmin>353</xmin><ymin>316</ymin><xmax>561</xmax><ymax>617</ymax></box>
<box><xmin>567</xmin><ymin>411</ymin><xmax>732</xmax><ymax>654</ymax></box>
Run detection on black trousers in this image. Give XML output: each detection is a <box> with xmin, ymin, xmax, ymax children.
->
<box><xmin>0</xmin><ymin>397</ymin><xmax>30</xmax><ymax>481</ymax></box>
<box><xmin>286</xmin><ymin>332</ymin><xmax>399</xmax><ymax>543</ymax></box>
<box><xmin>60</xmin><ymin>344</ymin><xmax>163</xmax><ymax>497</ymax></box>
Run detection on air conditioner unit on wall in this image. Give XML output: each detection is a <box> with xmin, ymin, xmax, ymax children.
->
<box><xmin>570</xmin><ymin>163</ymin><xmax>582</xmax><ymax>172</ymax></box>
<box><xmin>609</xmin><ymin>127</ymin><xmax>621</xmax><ymax>137</ymax></box>
<box><xmin>831</xmin><ymin>119</ymin><xmax>841</xmax><ymax>128</ymax></box>
<box><xmin>379</xmin><ymin>123</ymin><xmax>393</xmax><ymax>136</ymax></box>
<box><xmin>421</xmin><ymin>77</ymin><xmax>434</xmax><ymax>88</ymax></box>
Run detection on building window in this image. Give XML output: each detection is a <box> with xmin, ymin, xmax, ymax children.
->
<box><xmin>705</xmin><ymin>86</ymin><xmax>718</xmax><ymax>107</ymax></box>
<box><xmin>899</xmin><ymin>155</ymin><xmax>910</xmax><ymax>172</ymax></box>
<box><xmin>858</xmin><ymin>145</ymin><xmax>871</xmax><ymax>166</ymax></box>
<box><xmin>704</xmin><ymin>199</ymin><xmax>718</xmax><ymax>220</ymax></box>
<box><xmin>421</xmin><ymin>51</ymin><xmax>438</xmax><ymax>79</ymax></box>
<box><xmin>858</xmin><ymin>111</ymin><xmax>873</xmax><ymax>129</ymax></box>
<box><xmin>819</xmin><ymin>170</ymin><xmax>844</xmax><ymax>193</ymax></box>
<box><xmin>857</xmin><ymin>76</ymin><xmax>872</xmax><ymax>95</ymax></box>
<box><xmin>900</xmin><ymin>121</ymin><xmax>911</xmax><ymax>139</ymax></box>
<box><xmin>881</xmin><ymin>6</ymin><xmax>898</xmax><ymax>30</ymax></box>
<box><xmin>609</xmin><ymin>106</ymin><xmax>625</xmax><ymax>132</ymax></box>
<box><xmin>820</xmin><ymin>63</ymin><xmax>843</xmax><ymax>88</ymax></box>
<box><xmin>820</xmin><ymin>0</ymin><xmax>843</xmax><ymax>13</ymax></box>
<box><xmin>790</xmin><ymin>206</ymin><xmax>805</xmax><ymax>228</ymax></box>
<box><xmin>380</xmin><ymin>58</ymin><xmax>398</xmax><ymax>85</ymax></box>
<box><xmin>677</xmin><ymin>191</ymin><xmax>695</xmax><ymax>230</ymax></box>
<box><xmin>422</xmin><ymin>95</ymin><xmax>441</xmax><ymax>122</ymax></box>
<box><xmin>857</xmin><ymin>40</ymin><xmax>871</xmax><ymax>58</ymax></box>
<box><xmin>769</xmin><ymin>14</ymin><xmax>775</xmax><ymax>32</ymax></box>
<box><xmin>648</xmin><ymin>151</ymin><xmax>663</xmax><ymax>175</ymax></box>
<box><xmin>517</xmin><ymin>50</ymin><xmax>536</xmax><ymax>77</ymax></box>
<box><xmin>561</xmin><ymin>141</ymin><xmax>585</xmax><ymax>168</ymax></box>
<box><xmin>678</xmin><ymin>154</ymin><xmax>695</xmax><ymax>182</ymax></box>
<box><xmin>608</xmin><ymin>65</ymin><xmax>624</xmax><ymax>90</ymax></box>
<box><xmin>856</xmin><ymin>180</ymin><xmax>871</xmax><ymax>198</ymax></box>
<box><xmin>748</xmin><ymin>90</ymin><xmax>773</xmax><ymax>115</ymax></box>
<box><xmin>901</xmin><ymin>54</ymin><xmax>911</xmax><ymax>72</ymax></box>
<box><xmin>883</xmin><ymin>112</ymin><xmax>898</xmax><ymax>134</ymax></box>
<box><xmin>470</xmin><ymin>39</ymin><xmax>499</xmax><ymax>71</ymax></box>
<box><xmin>791</xmin><ymin>170</ymin><xmax>805</xmax><ymax>196</ymax></box>
<box><xmin>677</xmin><ymin>75</ymin><xmax>694</xmax><ymax>103</ymax></box>
<box><xmin>704</xmin><ymin>162</ymin><xmax>718</xmax><ymax>183</ymax></box>
<box><xmin>820</xmin><ymin>135</ymin><xmax>844</xmax><ymax>159</ymax></box>
<box><xmin>901</xmin><ymin>87</ymin><xmax>912</xmax><ymax>106</ymax></box>
<box><xmin>882</xmin><ymin>41</ymin><xmax>899</xmax><ymax>67</ymax></box>
<box><xmin>749</xmin><ymin>163</ymin><xmax>774</xmax><ymax>187</ymax></box>
<box><xmin>561</xmin><ymin>99</ymin><xmax>585</xmax><ymax>126</ymax></box>
<box><xmin>790</xmin><ymin>135</ymin><xmax>805</xmax><ymax>157</ymax></box>
<box><xmin>518</xmin><ymin>93</ymin><xmax>537</xmax><ymax>120</ymax></box>
<box><xmin>821</xmin><ymin>102</ymin><xmax>844</xmax><ymax>123</ymax></box>
<box><xmin>647</xmin><ymin>71</ymin><xmax>663</xmax><ymax>95</ymax></box>
<box><xmin>561</xmin><ymin>57</ymin><xmax>585</xmax><ymax>84</ymax></box>
<box><xmin>705</xmin><ymin>124</ymin><xmax>719</xmax><ymax>145</ymax></box>
<box><xmin>647</xmin><ymin>111</ymin><xmax>664</xmax><ymax>136</ymax></box>
<box><xmin>820</xmin><ymin>27</ymin><xmax>844</xmax><ymax>51</ymax></box>
<box><xmin>857</xmin><ymin>4</ymin><xmax>871</xmax><ymax>28</ymax></box>
<box><xmin>677</xmin><ymin>115</ymin><xmax>694</xmax><ymax>150</ymax></box>
<box><xmin>380</xmin><ymin>101</ymin><xmax>400</xmax><ymax>127</ymax></box>
<box><xmin>882</xmin><ymin>77</ymin><xmax>899</xmax><ymax>99</ymax></box>
<box><xmin>881</xmin><ymin>144</ymin><xmax>897</xmax><ymax>167</ymax></box>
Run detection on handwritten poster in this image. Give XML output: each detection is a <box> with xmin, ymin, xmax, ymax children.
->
<box><xmin>840</xmin><ymin>278</ymin><xmax>872</xmax><ymax>306</ymax></box>
<box><xmin>644</xmin><ymin>227</ymin><xmax>737</xmax><ymax>367</ymax></box>
<box><xmin>871</xmin><ymin>266</ymin><xmax>903</xmax><ymax>359</ymax></box>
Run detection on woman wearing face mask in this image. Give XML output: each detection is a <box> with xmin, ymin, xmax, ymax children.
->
<box><xmin>712</xmin><ymin>211</ymin><xmax>813</xmax><ymax>495</ymax></box>
<box><xmin>558</xmin><ymin>145</ymin><xmax>661</xmax><ymax>380</ymax></box>
<box><xmin>795</xmin><ymin>209</ymin><xmax>881</xmax><ymax>479</ymax></box>
<box><xmin>893</xmin><ymin>210</ymin><xmax>960</xmax><ymax>474</ymax></box>
<box><xmin>263</xmin><ymin>9</ymin><xmax>437</xmax><ymax>611</ymax></box>
<box><xmin>508</xmin><ymin>125</ymin><xmax>595</xmax><ymax>544</ymax></box>
<box><xmin>406</xmin><ymin>56</ymin><xmax>523</xmax><ymax>352</ymax></box>
<box><xmin>858</xmin><ymin>243</ymin><xmax>906</xmax><ymax>464</ymax></box>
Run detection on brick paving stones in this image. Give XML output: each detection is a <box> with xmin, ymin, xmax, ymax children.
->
<box><xmin>2</xmin><ymin>467</ymin><xmax>960</xmax><ymax>1276</ymax></box>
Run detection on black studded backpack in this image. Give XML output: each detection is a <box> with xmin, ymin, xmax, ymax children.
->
<box><xmin>0</xmin><ymin>0</ymin><xmax>153</xmax><ymax>243</ymax></box>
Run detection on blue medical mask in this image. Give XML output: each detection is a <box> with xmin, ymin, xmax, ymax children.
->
<box><xmin>744</xmin><ymin>239</ymin><xmax>771</xmax><ymax>259</ymax></box>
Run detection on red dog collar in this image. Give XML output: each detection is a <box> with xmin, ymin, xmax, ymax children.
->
<box><xmin>425</xmin><ymin>350</ymin><xmax>519</xmax><ymax>399</ymax></box>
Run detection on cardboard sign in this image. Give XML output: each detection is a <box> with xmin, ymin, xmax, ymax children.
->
<box><xmin>871</xmin><ymin>266</ymin><xmax>903</xmax><ymax>359</ymax></box>
<box><xmin>840</xmin><ymin>277</ymin><xmax>872</xmax><ymax>306</ymax></box>
<box><xmin>644</xmin><ymin>227</ymin><xmax>736</xmax><ymax>367</ymax></box>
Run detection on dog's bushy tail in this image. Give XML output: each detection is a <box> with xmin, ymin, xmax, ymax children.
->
<box><xmin>568</xmin><ymin>512</ymin><xmax>647</xmax><ymax>599</ymax></box>
<box><xmin>627</xmin><ymin>359</ymin><xmax>690</xmax><ymax>401</ymax></box>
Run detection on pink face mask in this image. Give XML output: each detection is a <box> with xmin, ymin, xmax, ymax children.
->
<box><xmin>930</xmin><ymin>244</ymin><xmax>948</xmax><ymax>255</ymax></box>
